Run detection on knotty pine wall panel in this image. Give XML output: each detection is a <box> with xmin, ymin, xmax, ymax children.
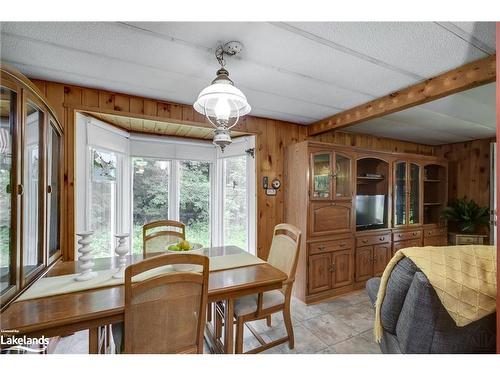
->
<box><xmin>435</xmin><ymin>138</ymin><xmax>495</xmax><ymax>208</ymax></box>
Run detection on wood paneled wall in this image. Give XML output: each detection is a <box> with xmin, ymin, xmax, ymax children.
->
<box><xmin>309</xmin><ymin>131</ymin><xmax>435</xmax><ymax>155</ymax></box>
<box><xmin>435</xmin><ymin>138</ymin><xmax>495</xmax><ymax>208</ymax></box>
<box><xmin>29</xmin><ymin>77</ymin><xmax>491</xmax><ymax>261</ymax></box>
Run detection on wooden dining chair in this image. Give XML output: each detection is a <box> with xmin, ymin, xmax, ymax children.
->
<box><xmin>118</xmin><ymin>253</ymin><xmax>209</xmax><ymax>354</ymax></box>
<box><xmin>143</xmin><ymin>220</ymin><xmax>186</xmax><ymax>256</ymax></box>
<box><xmin>233</xmin><ymin>223</ymin><xmax>302</xmax><ymax>354</ymax></box>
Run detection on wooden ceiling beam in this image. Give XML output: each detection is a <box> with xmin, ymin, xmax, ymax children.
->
<box><xmin>308</xmin><ymin>54</ymin><xmax>496</xmax><ymax>136</ymax></box>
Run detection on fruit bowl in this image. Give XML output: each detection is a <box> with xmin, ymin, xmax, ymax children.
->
<box><xmin>166</xmin><ymin>241</ymin><xmax>204</xmax><ymax>271</ymax></box>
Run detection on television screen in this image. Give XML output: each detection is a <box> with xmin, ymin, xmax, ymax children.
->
<box><xmin>356</xmin><ymin>195</ymin><xmax>386</xmax><ymax>230</ymax></box>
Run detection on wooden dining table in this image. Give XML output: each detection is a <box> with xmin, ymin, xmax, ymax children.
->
<box><xmin>0</xmin><ymin>246</ymin><xmax>287</xmax><ymax>354</ymax></box>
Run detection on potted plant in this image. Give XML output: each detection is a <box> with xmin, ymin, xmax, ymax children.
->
<box><xmin>442</xmin><ymin>198</ymin><xmax>490</xmax><ymax>245</ymax></box>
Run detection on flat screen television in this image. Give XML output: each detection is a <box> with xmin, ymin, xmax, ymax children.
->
<box><xmin>356</xmin><ymin>195</ymin><xmax>387</xmax><ymax>230</ymax></box>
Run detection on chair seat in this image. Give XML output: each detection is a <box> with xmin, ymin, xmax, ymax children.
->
<box><xmin>234</xmin><ymin>290</ymin><xmax>285</xmax><ymax>316</ymax></box>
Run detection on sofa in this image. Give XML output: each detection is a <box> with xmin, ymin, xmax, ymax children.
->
<box><xmin>366</xmin><ymin>257</ymin><xmax>496</xmax><ymax>354</ymax></box>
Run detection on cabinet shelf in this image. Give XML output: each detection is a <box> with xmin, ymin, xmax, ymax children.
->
<box><xmin>424</xmin><ymin>179</ymin><xmax>441</xmax><ymax>183</ymax></box>
<box><xmin>357</xmin><ymin>176</ymin><xmax>385</xmax><ymax>181</ymax></box>
<box><xmin>424</xmin><ymin>202</ymin><xmax>443</xmax><ymax>206</ymax></box>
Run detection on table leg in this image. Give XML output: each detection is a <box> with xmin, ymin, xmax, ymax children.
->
<box><xmin>89</xmin><ymin>327</ymin><xmax>98</xmax><ymax>354</ymax></box>
<box><xmin>224</xmin><ymin>299</ymin><xmax>234</xmax><ymax>354</ymax></box>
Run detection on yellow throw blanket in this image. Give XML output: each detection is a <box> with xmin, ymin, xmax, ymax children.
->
<box><xmin>374</xmin><ymin>245</ymin><xmax>497</xmax><ymax>343</ymax></box>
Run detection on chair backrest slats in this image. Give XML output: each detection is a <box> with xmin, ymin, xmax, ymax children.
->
<box><xmin>143</xmin><ymin>220</ymin><xmax>186</xmax><ymax>256</ymax></box>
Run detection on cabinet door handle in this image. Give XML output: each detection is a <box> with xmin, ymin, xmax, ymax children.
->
<box><xmin>17</xmin><ymin>184</ymin><xmax>24</xmax><ymax>195</ymax></box>
<box><xmin>362</xmin><ymin>239</ymin><xmax>368</xmax><ymax>244</ymax></box>
<box><xmin>318</xmin><ymin>246</ymin><xmax>325</xmax><ymax>250</ymax></box>
<box><xmin>47</xmin><ymin>185</ymin><xmax>52</xmax><ymax>194</ymax></box>
<box><xmin>379</xmin><ymin>237</ymin><xmax>385</xmax><ymax>241</ymax></box>
<box><xmin>339</xmin><ymin>243</ymin><xmax>346</xmax><ymax>247</ymax></box>
<box><xmin>330</xmin><ymin>263</ymin><xmax>336</xmax><ymax>272</ymax></box>
<box><xmin>412</xmin><ymin>232</ymin><xmax>418</xmax><ymax>236</ymax></box>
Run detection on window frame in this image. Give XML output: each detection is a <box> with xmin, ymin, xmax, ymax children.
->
<box><xmin>46</xmin><ymin>117</ymin><xmax>63</xmax><ymax>265</ymax></box>
<box><xmin>21</xmin><ymin>95</ymin><xmax>46</xmax><ymax>286</ymax></box>
<box><xmin>215</xmin><ymin>136</ymin><xmax>256</xmax><ymax>254</ymax></box>
<box><xmin>86</xmin><ymin>146</ymin><xmax>125</xmax><ymax>258</ymax></box>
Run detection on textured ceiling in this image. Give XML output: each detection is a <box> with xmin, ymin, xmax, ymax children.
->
<box><xmin>345</xmin><ymin>83</ymin><xmax>496</xmax><ymax>145</ymax></box>
<box><xmin>0</xmin><ymin>21</ymin><xmax>496</xmax><ymax>143</ymax></box>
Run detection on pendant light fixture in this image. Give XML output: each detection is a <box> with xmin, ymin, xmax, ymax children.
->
<box><xmin>193</xmin><ymin>41</ymin><xmax>251</xmax><ymax>151</ymax></box>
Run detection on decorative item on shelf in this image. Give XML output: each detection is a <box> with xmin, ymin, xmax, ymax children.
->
<box><xmin>75</xmin><ymin>231</ymin><xmax>97</xmax><ymax>282</ymax></box>
<box><xmin>113</xmin><ymin>233</ymin><xmax>130</xmax><ymax>279</ymax></box>
<box><xmin>364</xmin><ymin>173</ymin><xmax>383</xmax><ymax>178</ymax></box>
<box><xmin>193</xmin><ymin>41</ymin><xmax>251</xmax><ymax>152</ymax></box>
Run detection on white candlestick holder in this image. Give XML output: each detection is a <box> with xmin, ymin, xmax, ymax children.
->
<box><xmin>113</xmin><ymin>233</ymin><xmax>130</xmax><ymax>279</ymax></box>
<box><xmin>75</xmin><ymin>231</ymin><xmax>97</xmax><ymax>281</ymax></box>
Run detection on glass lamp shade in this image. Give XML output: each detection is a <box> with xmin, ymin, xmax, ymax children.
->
<box><xmin>194</xmin><ymin>71</ymin><xmax>251</xmax><ymax>128</ymax></box>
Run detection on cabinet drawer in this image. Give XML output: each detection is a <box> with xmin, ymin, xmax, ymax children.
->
<box><xmin>393</xmin><ymin>230</ymin><xmax>422</xmax><ymax>242</ymax></box>
<box><xmin>454</xmin><ymin>236</ymin><xmax>484</xmax><ymax>245</ymax></box>
<box><xmin>356</xmin><ymin>233</ymin><xmax>390</xmax><ymax>247</ymax></box>
<box><xmin>392</xmin><ymin>239</ymin><xmax>421</xmax><ymax>253</ymax></box>
<box><xmin>309</xmin><ymin>238</ymin><xmax>353</xmax><ymax>255</ymax></box>
<box><xmin>424</xmin><ymin>227</ymin><xmax>447</xmax><ymax>238</ymax></box>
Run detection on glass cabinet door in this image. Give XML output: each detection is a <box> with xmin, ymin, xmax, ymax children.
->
<box><xmin>335</xmin><ymin>153</ymin><xmax>351</xmax><ymax>198</ymax></box>
<box><xmin>312</xmin><ymin>152</ymin><xmax>332</xmax><ymax>199</ymax></box>
<box><xmin>47</xmin><ymin>120</ymin><xmax>61</xmax><ymax>261</ymax></box>
<box><xmin>0</xmin><ymin>87</ymin><xmax>16</xmax><ymax>297</ymax></box>
<box><xmin>394</xmin><ymin>162</ymin><xmax>406</xmax><ymax>226</ymax></box>
<box><xmin>23</xmin><ymin>102</ymin><xmax>44</xmax><ymax>279</ymax></box>
<box><xmin>408</xmin><ymin>163</ymin><xmax>421</xmax><ymax>225</ymax></box>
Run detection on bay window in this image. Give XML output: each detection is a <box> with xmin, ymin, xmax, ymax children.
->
<box><xmin>76</xmin><ymin>114</ymin><xmax>255</xmax><ymax>259</ymax></box>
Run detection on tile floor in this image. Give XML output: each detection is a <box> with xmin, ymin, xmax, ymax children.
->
<box><xmin>53</xmin><ymin>289</ymin><xmax>381</xmax><ymax>354</ymax></box>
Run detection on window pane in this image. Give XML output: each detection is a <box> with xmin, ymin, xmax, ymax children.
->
<box><xmin>132</xmin><ymin>158</ymin><xmax>170</xmax><ymax>254</ymax></box>
<box><xmin>179</xmin><ymin>161</ymin><xmax>210</xmax><ymax>247</ymax></box>
<box><xmin>90</xmin><ymin>149</ymin><xmax>117</xmax><ymax>258</ymax></box>
<box><xmin>0</xmin><ymin>87</ymin><xmax>15</xmax><ymax>293</ymax></box>
<box><xmin>48</xmin><ymin>124</ymin><xmax>61</xmax><ymax>258</ymax></box>
<box><xmin>409</xmin><ymin>163</ymin><xmax>420</xmax><ymax>224</ymax></box>
<box><xmin>394</xmin><ymin>162</ymin><xmax>406</xmax><ymax>226</ymax></box>
<box><xmin>223</xmin><ymin>156</ymin><xmax>248</xmax><ymax>250</ymax></box>
<box><xmin>23</xmin><ymin>103</ymin><xmax>42</xmax><ymax>276</ymax></box>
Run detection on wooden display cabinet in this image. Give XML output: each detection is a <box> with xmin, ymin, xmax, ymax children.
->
<box><xmin>285</xmin><ymin>141</ymin><xmax>447</xmax><ymax>304</ymax></box>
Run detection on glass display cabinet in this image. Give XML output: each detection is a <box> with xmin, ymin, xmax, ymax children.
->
<box><xmin>0</xmin><ymin>65</ymin><xmax>63</xmax><ymax>308</ymax></box>
<box><xmin>311</xmin><ymin>150</ymin><xmax>351</xmax><ymax>200</ymax></box>
<box><xmin>393</xmin><ymin>161</ymin><xmax>421</xmax><ymax>227</ymax></box>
